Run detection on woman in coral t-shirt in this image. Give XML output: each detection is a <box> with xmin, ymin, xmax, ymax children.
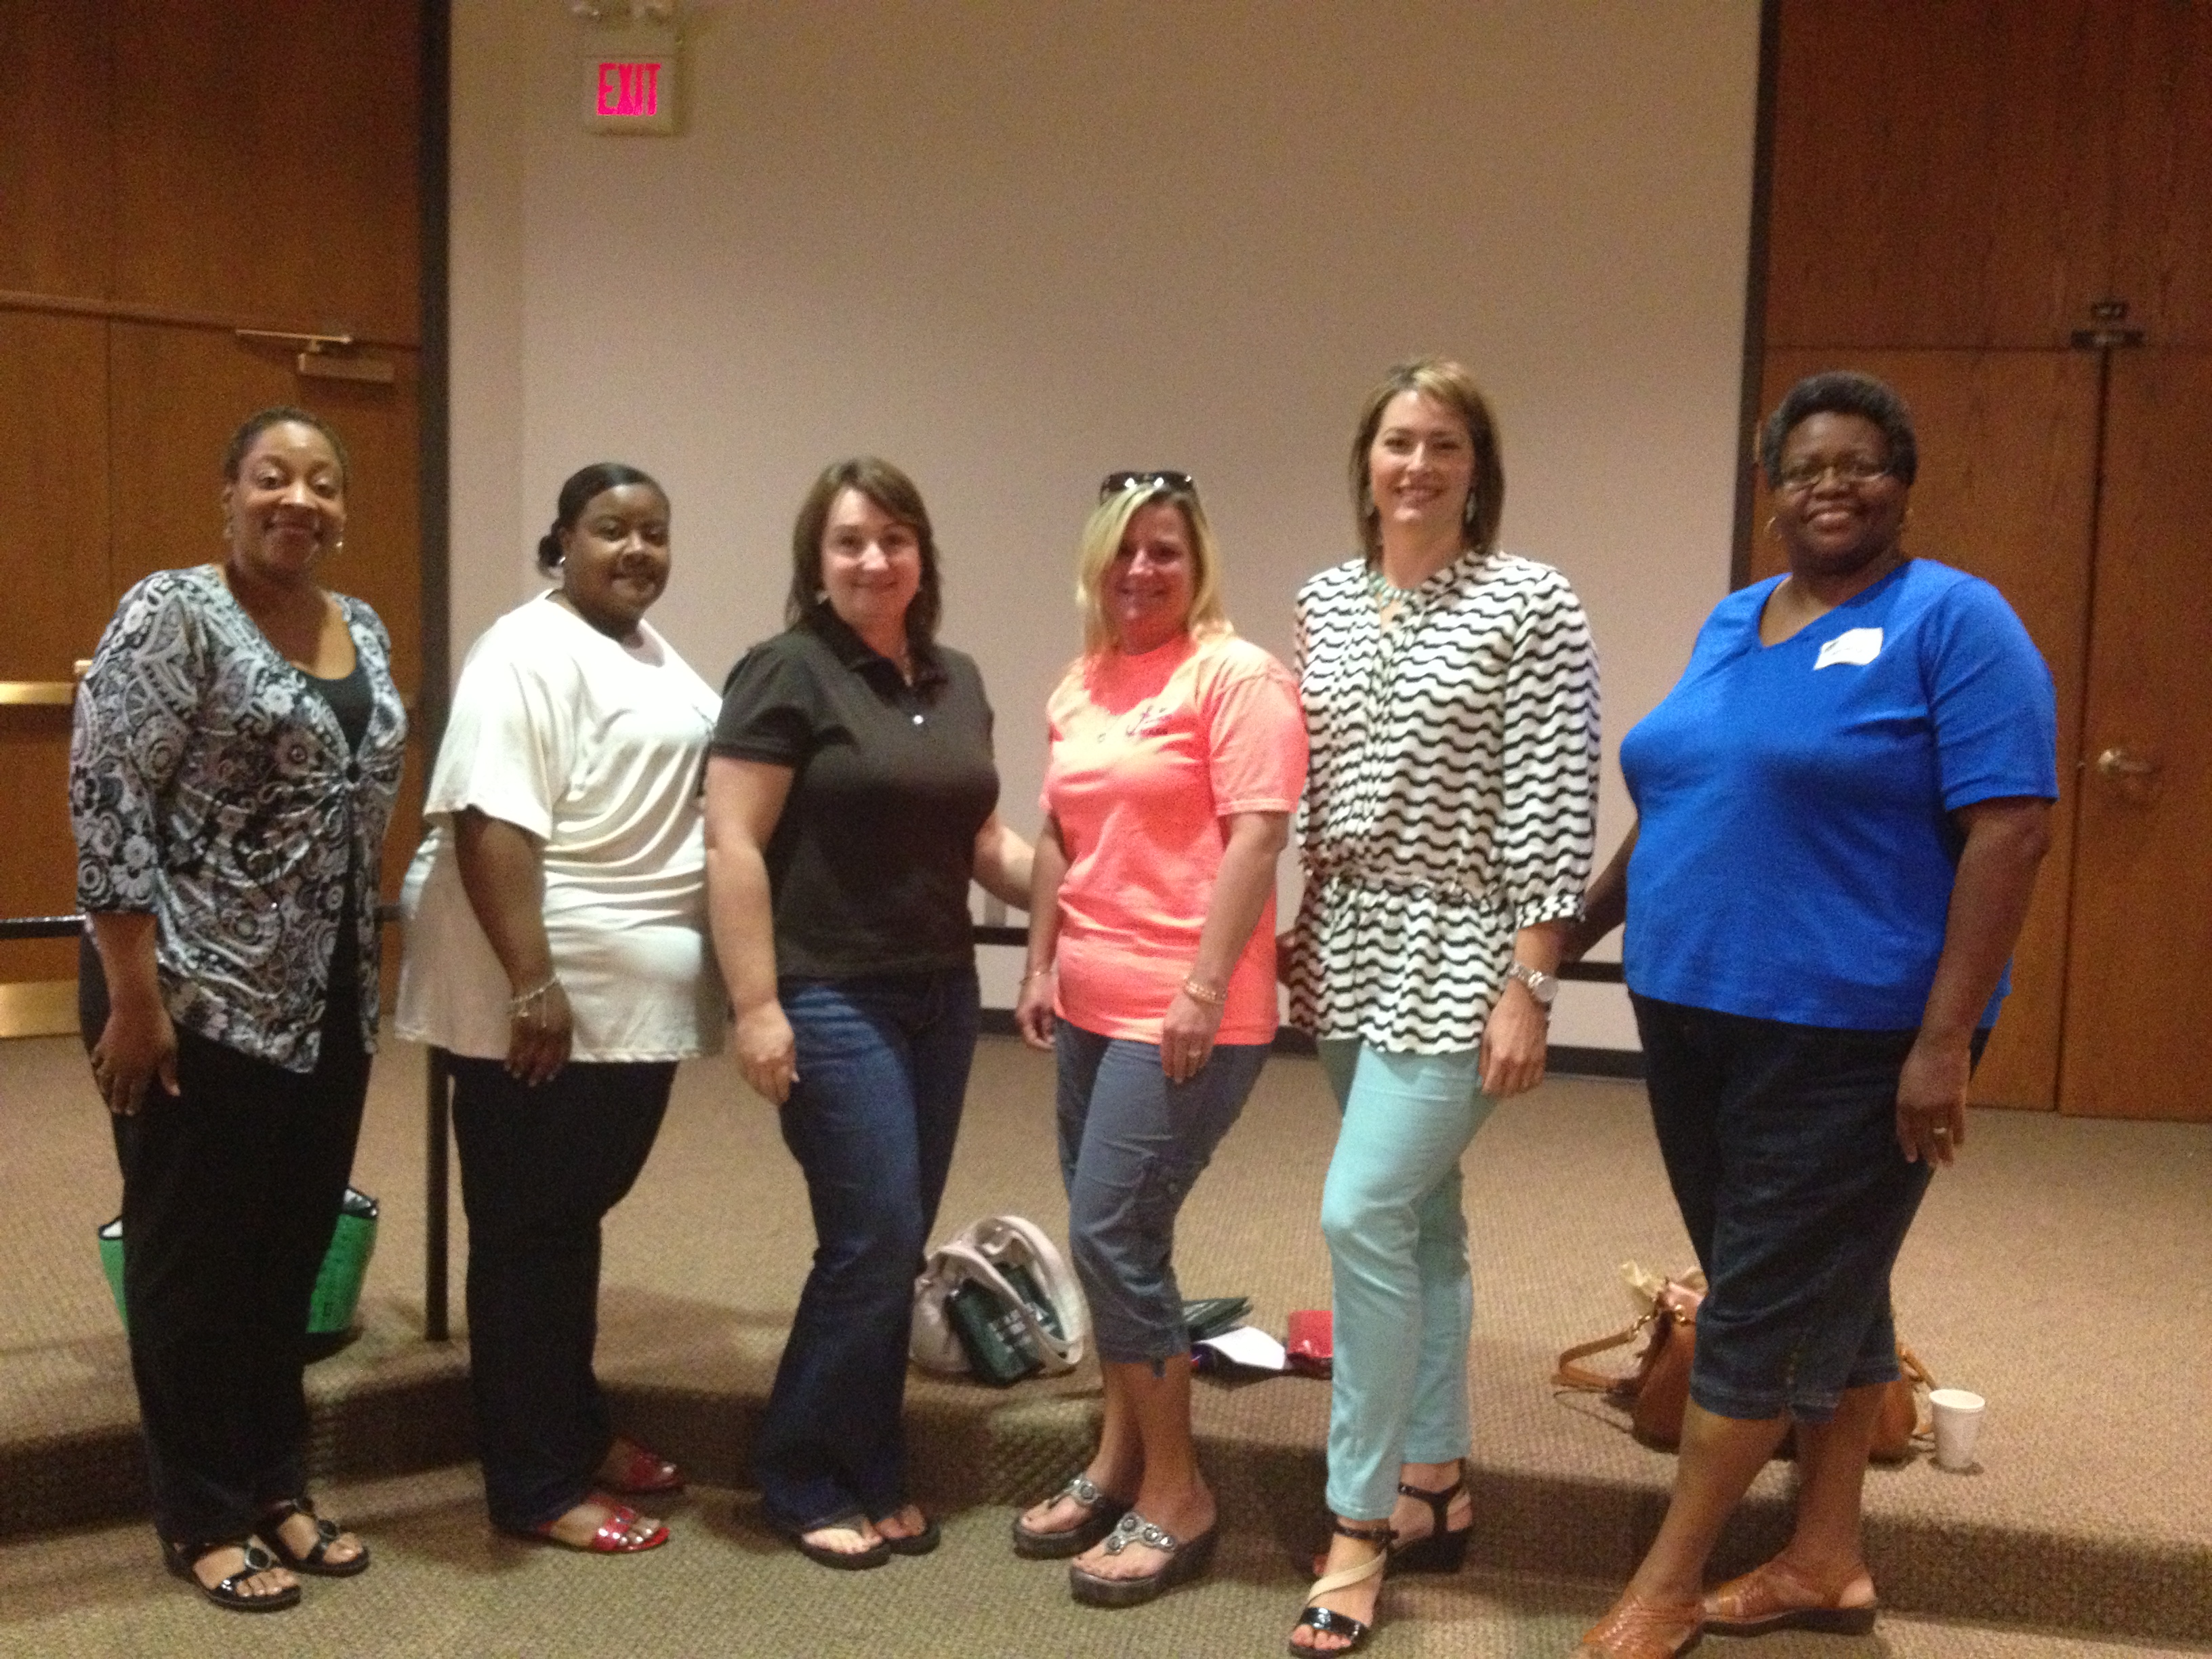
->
<box><xmin>1012</xmin><ymin>471</ymin><xmax>1307</xmax><ymax>1609</ymax></box>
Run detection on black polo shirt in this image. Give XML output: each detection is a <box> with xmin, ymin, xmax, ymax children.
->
<box><xmin>712</xmin><ymin>607</ymin><xmax>1001</xmax><ymax>979</ymax></box>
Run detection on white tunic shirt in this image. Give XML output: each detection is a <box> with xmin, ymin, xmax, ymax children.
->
<box><xmin>396</xmin><ymin>593</ymin><xmax>726</xmax><ymax>1063</ymax></box>
<box><xmin>1288</xmin><ymin>550</ymin><xmax>1601</xmax><ymax>1054</ymax></box>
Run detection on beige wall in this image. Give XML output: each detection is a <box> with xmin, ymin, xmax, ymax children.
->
<box><xmin>451</xmin><ymin>0</ymin><xmax>1763</xmax><ymax>1048</ymax></box>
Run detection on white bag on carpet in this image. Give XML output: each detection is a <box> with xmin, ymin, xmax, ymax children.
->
<box><xmin>911</xmin><ymin>1214</ymin><xmax>1089</xmax><ymax>1379</ymax></box>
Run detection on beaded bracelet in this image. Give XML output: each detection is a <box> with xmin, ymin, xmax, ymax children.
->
<box><xmin>1180</xmin><ymin>977</ymin><xmax>1226</xmax><ymax>1007</ymax></box>
<box><xmin>508</xmin><ymin>975</ymin><xmax>560</xmax><ymax>1017</ymax></box>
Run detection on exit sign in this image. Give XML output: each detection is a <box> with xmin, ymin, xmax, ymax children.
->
<box><xmin>583</xmin><ymin>52</ymin><xmax>678</xmax><ymax>134</ymax></box>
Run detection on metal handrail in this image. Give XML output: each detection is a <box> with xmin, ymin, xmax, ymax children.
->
<box><xmin>9</xmin><ymin>912</ymin><xmax>1624</xmax><ymax>979</ymax></box>
<box><xmin>10</xmin><ymin>907</ymin><xmax>1624</xmax><ymax>1342</ymax></box>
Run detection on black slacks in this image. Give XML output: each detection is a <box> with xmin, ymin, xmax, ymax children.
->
<box><xmin>108</xmin><ymin>994</ymin><xmax>370</xmax><ymax>1545</ymax></box>
<box><xmin>447</xmin><ymin>1054</ymin><xmax>674</xmax><ymax>1532</ymax></box>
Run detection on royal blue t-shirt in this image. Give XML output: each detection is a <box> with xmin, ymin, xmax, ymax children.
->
<box><xmin>1620</xmin><ymin>560</ymin><xmax>2058</xmax><ymax>1030</ymax></box>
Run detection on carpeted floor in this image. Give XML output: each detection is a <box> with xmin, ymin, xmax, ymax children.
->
<box><xmin>3</xmin><ymin>1032</ymin><xmax>2208</xmax><ymax>1650</ymax></box>
<box><xmin>1</xmin><ymin>1468</ymin><xmax>2205</xmax><ymax>1659</ymax></box>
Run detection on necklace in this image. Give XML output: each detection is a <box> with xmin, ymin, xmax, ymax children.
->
<box><xmin>1368</xmin><ymin>563</ymin><xmax>1420</xmax><ymax>628</ymax></box>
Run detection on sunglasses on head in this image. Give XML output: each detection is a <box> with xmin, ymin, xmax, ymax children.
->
<box><xmin>1099</xmin><ymin>470</ymin><xmax>1197</xmax><ymax>501</ymax></box>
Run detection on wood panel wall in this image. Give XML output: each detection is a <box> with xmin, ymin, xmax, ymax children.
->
<box><xmin>0</xmin><ymin>0</ymin><xmax>423</xmax><ymax>992</ymax></box>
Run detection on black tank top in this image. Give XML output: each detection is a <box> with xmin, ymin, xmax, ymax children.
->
<box><xmin>300</xmin><ymin>655</ymin><xmax>373</xmax><ymax>999</ymax></box>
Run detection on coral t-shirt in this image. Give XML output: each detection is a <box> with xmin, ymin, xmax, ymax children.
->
<box><xmin>1042</xmin><ymin>632</ymin><xmax>1308</xmax><ymax>1046</ymax></box>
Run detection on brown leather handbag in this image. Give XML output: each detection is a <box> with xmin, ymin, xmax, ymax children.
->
<box><xmin>1554</xmin><ymin>1272</ymin><xmax>1931</xmax><ymax>1462</ymax></box>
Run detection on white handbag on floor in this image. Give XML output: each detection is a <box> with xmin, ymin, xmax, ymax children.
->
<box><xmin>911</xmin><ymin>1215</ymin><xmax>1089</xmax><ymax>1380</ymax></box>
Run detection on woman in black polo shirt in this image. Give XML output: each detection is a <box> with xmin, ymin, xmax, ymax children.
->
<box><xmin>706</xmin><ymin>457</ymin><xmax>1032</xmax><ymax>1569</ymax></box>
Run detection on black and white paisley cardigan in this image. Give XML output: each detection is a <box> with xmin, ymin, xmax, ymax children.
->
<box><xmin>70</xmin><ymin>565</ymin><xmax>407</xmax><ymax>1071</ymax></box>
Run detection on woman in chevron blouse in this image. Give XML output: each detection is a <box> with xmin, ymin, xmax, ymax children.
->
<box><xmin>1284</xmin><ymin>358</ymin><xmax>1600</xmax><ymax>1655</ymax></box>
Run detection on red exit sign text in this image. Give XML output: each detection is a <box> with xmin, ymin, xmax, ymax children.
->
<box><xmin>583</xmin><ymin>52</ymin><xmax>677</xmax><ymax>134</ymax></box>
<box><xmin>597</xmin><ymin>61</ymin><xmax>660</xmax><ymax>118</ymax></box>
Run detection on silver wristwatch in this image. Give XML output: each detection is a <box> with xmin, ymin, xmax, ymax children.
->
<box><xmin>1505</xmin><ymin>961</ymin><xmax>1559</xmax><ymax>1009</ymax></box>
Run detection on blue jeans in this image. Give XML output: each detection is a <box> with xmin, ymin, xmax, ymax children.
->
<box><xmin>753</xmin><ymin>966</ymin><xmax>979</xmax><ymax>1532</ymax></box>
<box><xmin>1633</xmin><ymin>994</ymin><xmax>1985</xmax><ymax>1423</ymax></box>
<box><xmin>1055</xmin><ymin>1023</ymin><xmax>1268</xmax><ymax>1366</ymax></box>
<box><xmin>1317</xmin><ymin>1039</ymin><xmax>1493</xmax><ymax>1521</ymax></box>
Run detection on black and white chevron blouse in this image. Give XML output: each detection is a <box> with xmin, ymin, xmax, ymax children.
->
<box><xmin>1287</xmin><ymin>550</ymin><xmax>1600</xmax><ymax>1053</ymax></box>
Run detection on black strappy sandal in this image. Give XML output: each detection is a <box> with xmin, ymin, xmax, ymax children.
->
<box><xmin>1389</xmin><ymin>1459</ymin><xmax>1471</xmax><ymax>1574</ymax></box>
<box><xmin>258</xmin><ymin>1497</ymin><xmax>371</xmax><ymax>1577</ymax></box>
<box><xmin>1289</xmin><ymin>1519</ymin><xmax>1393</xmax><ymax>1655</ymax></box>
<box><xmin>161</xmin><ymin>1537</ymin><xmax>303</xmax><ymax>1613</ymax></box>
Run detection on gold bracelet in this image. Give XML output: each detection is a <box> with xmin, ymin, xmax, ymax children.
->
<box><xmin>1021</xmin><ymin>966</ymin><xmax>1054</xmax><ymax>984</ymax></box>
<box><xmin>1180</xmin><ymin>977</ymin><xmax>1226</xmax><ymax>1007</ymax></box>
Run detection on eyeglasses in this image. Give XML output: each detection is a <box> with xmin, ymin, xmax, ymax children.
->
<box><xmin>1776</xmin><ymin>455</ymin><xmax>1891</xmax><ymax>492</ymax></box>
<box><xmin>1099</xmin><ymin>470</ymin><xmax>1196</xmax><ymax>501</ymax></box>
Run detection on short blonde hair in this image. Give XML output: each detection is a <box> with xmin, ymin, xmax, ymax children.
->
<box><xmin>1075</xmin><ymin>480</ymin><xmax>1233</xmax><ymax>657</ymax></box>
<box><xmin>1348</xmin><ymin>356</ymin><xmax>1505</xmax><ymax>564</ymax></box>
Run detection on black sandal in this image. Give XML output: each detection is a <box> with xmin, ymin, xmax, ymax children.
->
<box><xmin>1290</xmin><ymin>1519</ymin><xmax>1393</xmax><ymax>1655</ymax></box>
<box><xmin>258</xmin><ymin>1497</ymin><xmax>371</xmax><ymax>1577</ymax></box>
<box><xmin>771</xmin><ymin>1510</ymin><xmax>890</xmax><ymax>1570</ymax></box>
<box><xmin>876</xmin><ymin>1508</ymin><xmax>942</xmax><ymax>1557</ymax></box>
<box><xmin>161</xmin><ymin>1537</ymin><xmax>303</xmax><ymax>1614</ymax></box>
<box><xmin>1389</xmin><ymin>1460</ymin><xmax>1471</xmax><ymax>1574</ymax></box>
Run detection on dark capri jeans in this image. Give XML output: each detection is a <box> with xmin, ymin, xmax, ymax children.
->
<box><xmin>1631</xmin><ymin>992</ymin><xmax>1986</xmax><ymax>1424</ymax></box>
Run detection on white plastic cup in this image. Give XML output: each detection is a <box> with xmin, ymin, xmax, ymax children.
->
<box><xmin>1929</xmin><ymin>1387</ymin><xmax>1986</xmax><ymax>1470</ymax></box>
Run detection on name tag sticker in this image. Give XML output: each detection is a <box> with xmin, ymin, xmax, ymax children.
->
<box><xmin>1815</xmin><ymin>627</ymin><xmax>1884</xmax><ymax>670</ymax></box>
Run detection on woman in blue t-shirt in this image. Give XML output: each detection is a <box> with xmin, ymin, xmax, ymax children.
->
<box><xmin>1564</xmin><ymin>373</ymin><xmax>2057</xmax><ymax>1659</ymax></box>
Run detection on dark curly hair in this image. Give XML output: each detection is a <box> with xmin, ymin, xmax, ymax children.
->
<box><xmin>1759</xmin><ymin>371</ymin><xmax>1919</xmax><ymax>489</ymax></box>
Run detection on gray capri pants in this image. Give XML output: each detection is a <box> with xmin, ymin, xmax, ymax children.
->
<box><xmin>1054</xmin><ymin>1021</ymin><xmax>1268</xmax><ymax>1366</ymax></box>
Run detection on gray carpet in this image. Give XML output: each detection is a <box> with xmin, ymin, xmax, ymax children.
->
<box><xmin>2</xmin><ymin>1033</ymin><xmax>2208</xmax><ymax>1645</ymax></box>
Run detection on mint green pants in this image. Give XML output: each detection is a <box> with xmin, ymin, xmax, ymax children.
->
<box><xmin>1317</xmin><ymin>1038</ymin><xmax>1496</xmax><ymax>1521</ymax></box>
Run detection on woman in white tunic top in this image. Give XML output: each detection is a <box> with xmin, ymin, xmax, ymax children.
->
<box><xmin>398</xmin><ymin>462</ymin><xmax>722</xmax><ymax>1553</ymax></box>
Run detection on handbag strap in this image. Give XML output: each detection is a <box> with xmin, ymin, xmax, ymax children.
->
<box><xmin>1896</xmin><ymin>1342</ymin><xmax>1938</xmax><ymax>1437</ymax></box>
<box><xmin>972</xmin><ymin>1216</ymin><xmax>1088</xmax><ymax>1369</ymax></box>
<box><xmin>1897</xmin><ymin>1343</ymin><xmax>1936</xmax><ymax>1391</ymax></box>
<box><xmin>1554</xmin><ymin>1311</ymin><xmax>1654</xmax><ymax>1393</ymax></box>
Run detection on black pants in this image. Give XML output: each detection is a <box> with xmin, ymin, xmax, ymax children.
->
<box><xmin>108</xmin><ymin>996</ymin><xmax>370</xmax><ymax>1545</ymax></box>
<box><xmin>448</xmin><ymin>1054</ymin><xmax>674</xmax><ymax>1532</ymax></box>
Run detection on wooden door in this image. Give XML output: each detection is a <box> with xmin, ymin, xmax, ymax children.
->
<box><xmin>0</xmin><ymin>312</ymin><xmax>112</xmax><ymax>1002</ymax></box>
<box><xmin>1765</xmin><ymin>0</ymin><xmax>2126</xmax><ymax>352</ymax></box>
<box><xmin>0</xmin><ymin>0</ymin><xmax>115</xmax><ymax>1014</ymax></box>
<box><xmin>1753</xmin><ymin>350</ymin><xmax>2100</xmax><ymax>1111</ymax></box>
<box><xmin>104</xmin><ymin>323</ymin><xmax>428</xmax><ymax>903</ymax></box>
<box><xmin>0</xmin><ymin>0</ymin><xmax>422</xmax><ymax>1036</ymax></box>
<box><xmin>2055</xmin><ymin>349</ymin><xmax>2212</xmax><ymax>1119</ymax></box>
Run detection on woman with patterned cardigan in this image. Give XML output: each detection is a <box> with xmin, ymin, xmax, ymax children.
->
<box><xmin>1284</xmin><ymin>359</ymin><xmax>1601</xmax><ymax>1654</ymax></box>
<box><xmin>72</xmin><ymin>407</ymin><xmax>405</xmax><ymax>1613</ymax></box>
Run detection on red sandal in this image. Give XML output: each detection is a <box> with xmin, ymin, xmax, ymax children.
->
<box><xmin>523</xmin><ymin>1494</ymin><xmax>670</xmax><ymax>1554</ymax></box>
<box><xmin>600</xmin><ymin>1437</ymin><xmax>685</xmax><ymax>1496</ymax></box>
